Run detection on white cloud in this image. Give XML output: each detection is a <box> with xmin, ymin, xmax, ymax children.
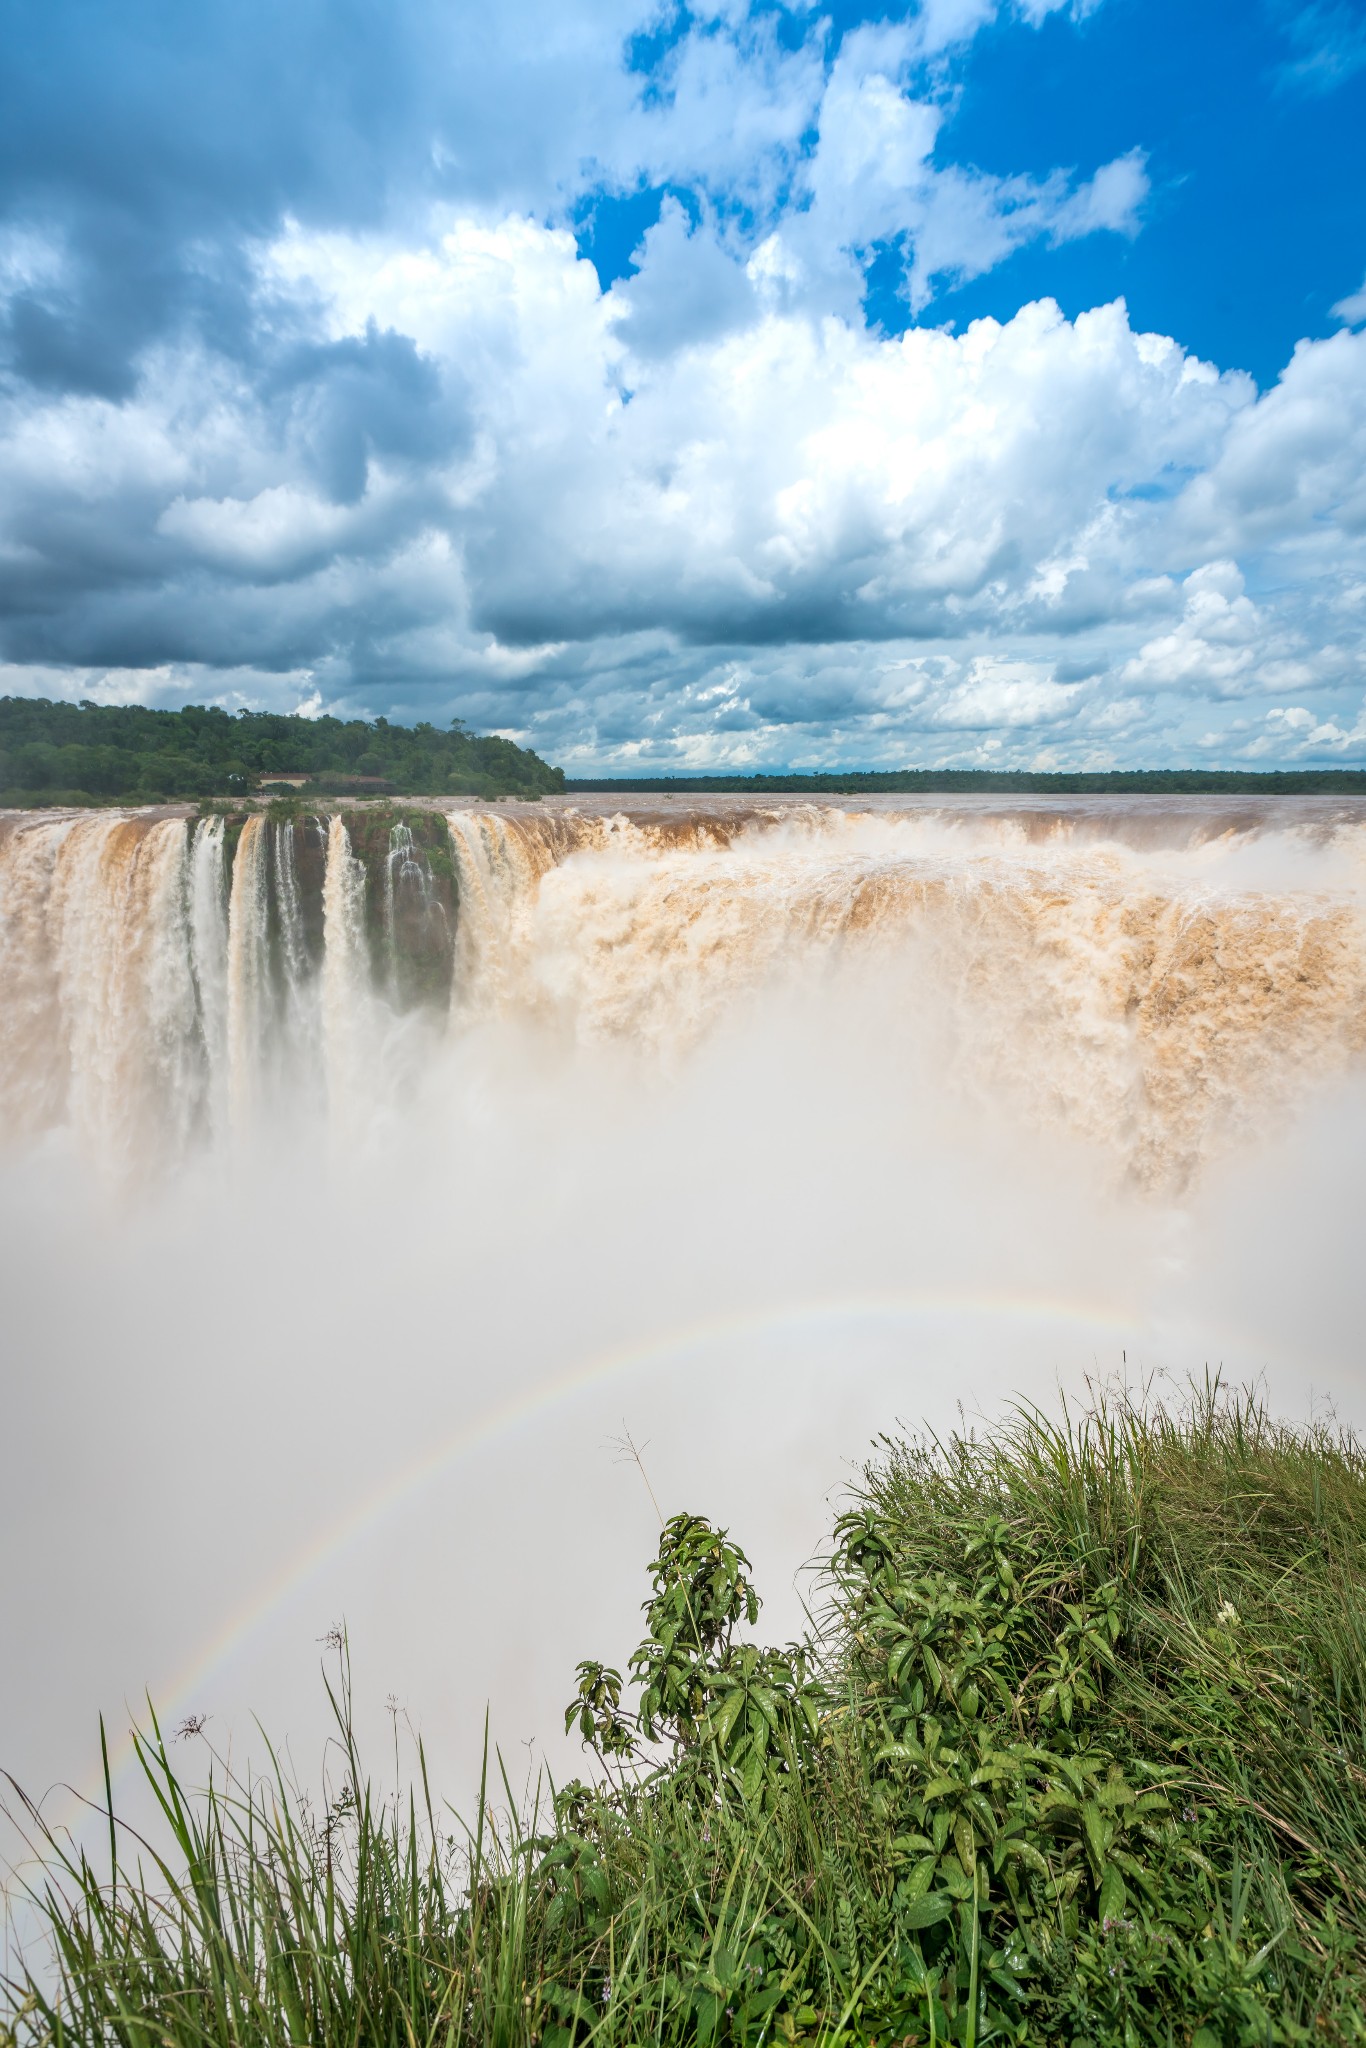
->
<box><xmin>930</xmin><ymin>658</ymin><xmax>1081</xmax><ymax>728</ymax></box>
<box><xmin>2</xmin><ymin>0</ymin><xmax>1365</xmax><ymax>772</ymax></box>
<box><xmin>1120</xmin><ymin>563</ymin><xmax>1266</xmax><ymax>697</ymax></box>
<box><xmin>1176</xmin><ymin>326</ymin><xmax>1366</xmax><ymax>551</ymax></box>
<box><xmin>912</xmin><ymin>0</ymin><xmax>999</xmax><ymax>59</ymax></box>
<box><xmin>158</xmin><ymin>486</ymin><xmax>373</xmax><ymax>578</ymax></box>
<box><xmin>1046</xmin><ymin>149</ymin><xmax>1149</xmax><ymax>241</ymax></box>
<box><xmin>1233</xmin><ymin>698</ymin><xmax>1366</xmax><ymax>759</ymax></box>
<box><xmin>0</xmin><ymin>222</ymin><xmax>69</xmax><ymax>305</ymax></box>
<box><xmin>611</xmin><ymin>8</ymin><xmax>825</xmax><ymax>211</ymax></box>
<box><xmin>1015</xmin><ymin>0</ymin><xmax>1106</xmax><ymax>23</ymax></box>
<box><xmin>2</xmin><ymin>204</ymin><xmax>1361</xmax><ymax>767</ymax></box>
<box><xmin>1333</xmin><ymin>273</ymin><xmax>1366</xmax><ymax>327</ymax></box>
<box><xmin>751</xmin><ymin>27</ymin><xmax>1148</xmax><ymax>317</ymax></box>
<box><xmin>608</xmin><ymin>200</ymin><xmax>757</xmax><ymax>358</ymax></box>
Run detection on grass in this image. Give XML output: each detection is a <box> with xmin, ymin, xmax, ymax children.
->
<box><xmin>4</xmin><ymin>1381</ymin><xmax>1366</xmax><ymax>2046</ymax></box>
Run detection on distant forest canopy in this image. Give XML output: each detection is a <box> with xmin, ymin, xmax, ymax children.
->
<box><xmin>0</xmin><ymin>696</ymin><xmax>564</xmax><ymax>803</ymax></box>
<box><xmin>6</xmin><ymin>694</ymin><xmax>1364</xmax><ymax>805</ymax></box>
<box><xmin>568</xmin><ymin>768</ymin><xmax>1366</xmax><ymax>794</ymax></box>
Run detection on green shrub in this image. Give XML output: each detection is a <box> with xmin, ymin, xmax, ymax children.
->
<box><xmin>4</xmin><ymin>1385</ymin><xmax>1364</xmax><ymax>2046</ymax></box>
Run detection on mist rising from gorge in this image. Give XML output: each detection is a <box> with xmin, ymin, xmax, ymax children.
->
<box><xmin>4</xmin><ymin>794</ymin><xmax>1366</xmax><ymax>1901</ymax></box>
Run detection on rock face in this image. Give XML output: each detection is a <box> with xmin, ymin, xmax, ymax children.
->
<box><xmin>336</xmin><ymin>809</ymin><xmax>457</xmax><ymax>1010</ymax></box>
<box><xmin>218</xmin><ymin>805</ymin><xmax>458</xmax><ymax>1015</ymax></box>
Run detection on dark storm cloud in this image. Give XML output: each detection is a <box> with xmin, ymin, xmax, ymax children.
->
<box><xmin>0</xmin><ymin>0</ymin><xmax>643</xmax><ymax>397</ymax></box>
<box><xmin>1</xmin><ymin>4</ymin><xmax>406</xmax><ymax>396</ymax></box>
<box><xmin>1</xmin><ymin>0</ymin><xmax>638</xmax><ymax>227</ymax></box>
<box><xmin>467</xmin><ymin>574</ymin><xmax>966</xmax><ymax>651</ymax></box>
<box><xmin>258</xmin><ymin>325</ymin><xmax>470</xmax><ymax>508</ymax></box>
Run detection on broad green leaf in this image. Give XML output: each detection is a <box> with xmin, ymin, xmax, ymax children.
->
<box><xmin>1098</xmin><ymin>1863</ymin><xmax>1126</xmax><ymax>1921</ymax></box>
<box><xmin>902</xmin><ymin>1893</ymin><xmax>952</xmax><ymax>1930</ymax></box>
<box><xmin>1082</xmin><ymin>1799</ymin><xmax>1107</xmax><ymax>1873</ymax></box>
<box><xmin>710</xmin><ymin>1689</ymin><xmax>745</xmax><ymax>1751</ymax></box>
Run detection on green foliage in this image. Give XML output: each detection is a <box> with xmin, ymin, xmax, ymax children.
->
<box><xmin>566</xmin><ymin>770</ymin><xmax>1366</xmax><ymax>794</ymax></box>
<box><xmin>0</xmin><ymin>696</ymin><xmax>564</xmax><ymax>803</ymax></box>
<box><xmin>567</xmin><ymin>1512</ymin><xmax>820</xmax><ymax>1799</ymax></box>
<box><xmin>5</xmin><ymin>1387</ymin><xmax>1366</xmax><ymax>2047</ymax></box>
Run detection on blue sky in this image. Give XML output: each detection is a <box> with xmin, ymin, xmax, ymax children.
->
<box><xmin>1</xmin><ymin>0</ymin><xmax>1365</xmax><ymax>769</ymax></box>
<box><xmin>586</xmin><ymin>0</ymin><xmax>1366</xmax><ymax>385</ymax></box>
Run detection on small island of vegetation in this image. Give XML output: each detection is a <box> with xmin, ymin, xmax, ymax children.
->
<box><xmin>0</xmin><ymin>696</ymin><xmax>564</xmax><ymax>805</ymax></box>
<box><xmin>4</xmin><ymin>1384</ymin><xmax>1364</xmax><ymax>2046</ymax></box>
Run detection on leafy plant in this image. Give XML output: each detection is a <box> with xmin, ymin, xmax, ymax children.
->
<box><xmin>567</xmin><ymin>1512</ymin><xmax>821</xmax><ymax>1804</ymax></box>
<box><xmin>5</xmin><ymin>1384</ymin><xmax>1366</xmax><ymax>2047</ymax></box>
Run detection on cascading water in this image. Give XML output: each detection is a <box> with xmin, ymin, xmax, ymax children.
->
<box><xmin>321</xmin><ymin>813</ymin><xmax>374</xmax><ymax>1129</ymax></box>
<box><xmin>14</xmin><ymin>814</ymin><xmax>204</xmax><ymax>1172</ymax></box>
<box><xmin>444</xmin><ymin>806</ymin><xmax>577</xmax><ymax>1014</ymax></box>
<box><xmin>0</xmin><ymin>812</ymin><xmax>75</xmax><ymax>1139</ymax></box>
<box><xmin>2</xmin><ymin>796</ymin><xmax>1366</xmax><ymax>1185</ymax></box>
<box><xmin>9</xmin><ymin>791</ymin><xmax>1366</xmax><ymax>1932</ymax></box>
<box><xmin>443</xmin><ymin>799</ymin><xmax>1366</xmax><ymax>1189</ymax></box>
<box><xmin>0</xmin><ymin>805</ymin><xmax>450</xmax><ymax>1162</ymax></box>
<box><xmin>226</xmin><ymin>814</ymin><xmax>271</xmax><ymax>1127</ymax></box>
<box><xmin>383</xmin><ymin>820</ymin><xmax>453</xmax><ymax>1008</ymax></box>
<box><xmin>188</xmin><ymin>817</ymin><xmax>229</xmax><ymax>1140</ymax></box>
<box><xmin>274</xmin><ymin>818</ymin><xmax>313</xmax><ymax>1025</ymax></box>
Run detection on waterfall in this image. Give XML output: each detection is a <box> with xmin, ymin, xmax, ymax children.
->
<box><xmin>226</xmin><ymin>815</ymin><xmax>271</xmax><ymax>1127</ymax></box>
<box><xmin>0</xmin><ymin>815</ymin><xmax>76</xmax><ymax>1138</ymax></box>
<box><xmin>383</xmin><ymin>822</ymin><xmax>430</xmax><ymax>998</ymax></box>
<box><xmin>445</xmin><ymin>809</ymin><xmax>571</xmax><ymax>1013</ymax></box>
<box><xmin>140</xmin><ymin>818</ymin><xmax>204</xmax><ymax>1159</ymax></box>
<box><xmin>4</xmin><ymin>797</ymin><xmax>1366</xmax><ymax>1186</ymax></box>
<box><xmin>189</xmin><ymin>817</ymin><xmax>229</xmax><ymax>1139</ymax></box>
<box><xmin>321</xmin><ymin>813</ymin><xmax>372</xmax><ymax>1130</ymax></box>
<box><xmin>445</xmin><ymin>801</ymin><xmax>1366</xmax><ymax>1187</ymax></box>
<box><xmin>275</xmin><ymin>817</ymin><xmax>312</xmax><ymax>1017</ymax></box>
<box><xmin>39</xmin><ymin>815</ymin><xmax>202</xmax><ymax>1170</ymax></box>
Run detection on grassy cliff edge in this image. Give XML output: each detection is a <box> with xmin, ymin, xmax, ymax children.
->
<box><xmin>4</xmin><ymin>1385</ymin><xmax>1364</xmax><ymax>2046</ymax></box>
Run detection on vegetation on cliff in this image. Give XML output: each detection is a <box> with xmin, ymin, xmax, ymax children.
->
<box><xmin>567</xmin><ymin>771</ymin><xmax>1366</xmax><ymax>796</ymax></box>
<box><xmin>0</xmin><ymin>697</ymin><xmax>564</xmax><ymax>804</ymax></box>
<box><xmin>5</xmin><ymin>1386</ymin><xmax>1365</xmax><ymax>2046</ymax></box>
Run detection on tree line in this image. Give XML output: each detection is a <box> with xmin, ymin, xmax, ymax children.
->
<box><xmin>568</xmin><ymin>767</ymin><xmax>1366</xmax><ymax>793</ymax></box>
<box><xmin>0</xmin><ymin>696</ymin><xmax>565</xmax><ymax>802</ymax></box>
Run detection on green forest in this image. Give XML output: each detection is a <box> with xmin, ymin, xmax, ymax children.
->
<box><xmin>0</xmin><ymin>696</ymin><xmax>564</xmax><ymax>803</ymax></box>
<box><xmin>568</xmin><ymin>768</ymin><xmax>1366</xmax><ymax>795</ymax></box>
<box><xmin>7</xmin><ymin>694</ymin><xmax>1366</xmax><ymax>808</ymax></box>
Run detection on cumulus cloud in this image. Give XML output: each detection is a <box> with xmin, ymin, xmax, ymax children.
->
<box><xmin>608</xmin><ymin>201</ymin><xmax>757</xmax><ymax>358</ymax></box>
<box><xmin>1334</xmin><ymin>273</ymin><xmax>1366</xmax><ymax>327</ymax></box>
<box><xmin>0</xmin><ymin>0</ymin><xmax>1363</xmax><ymax>767</ymax></box>
<box><xmin>1120</xmin><ymin>563</ymin><xmax>1266</xmax><ymax>698</ymax></box>
<box><xmin>1175</xmin><ymin>327</ymin><xmax>1366</xmax><ymax>551</ymax></box>
<box><xmin>0</xmin><ymin>0</ymin><xmax>1140</xmax><ymax>396</ymax></box>
<box><xmin>734</xmin><ymin>24</ymin><xmax>1148</xmax><ymax>319</ymax></box>
<box><xmin>1213</xmin><ymin>697</ymin><xmax>1366</xmax><ymax>762</ymax></box>
<box><xmin>5</xmin><ymin>192</ymin><xmax>1366</xmax><ymax>767</ymax></box>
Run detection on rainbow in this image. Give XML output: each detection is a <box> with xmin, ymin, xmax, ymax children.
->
<box><xmin>78</xmin><ymin>1286</ymin><xmax>1145</xmax><ymax>1816</ymax></box>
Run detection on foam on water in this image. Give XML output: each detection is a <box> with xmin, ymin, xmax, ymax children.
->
<box><xmin>4</xmin><ymin>796</ymin><xmax>1365</xmax><ymax>1186</ymax></box>
<box><xmin>3</xmin><ymin>794</ymin><xmax>1366</xmax><ymax>1927</ymax></box>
